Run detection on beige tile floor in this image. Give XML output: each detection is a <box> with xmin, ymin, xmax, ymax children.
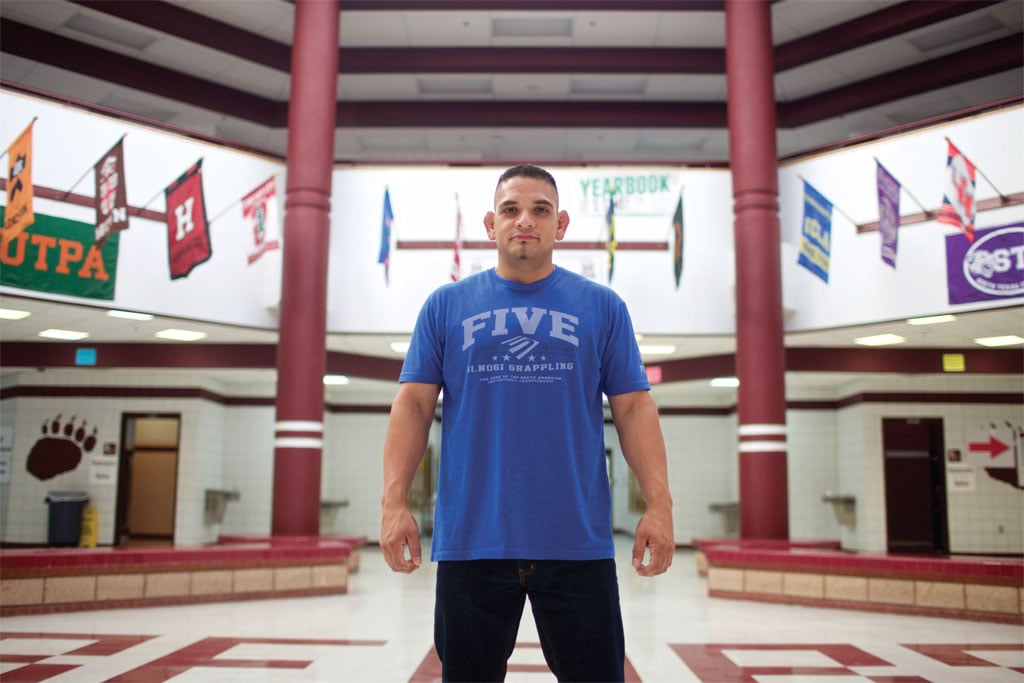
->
<box><xmin>1</xmin><ymin>536</ymin><xmax>1022</xmax><ymax>682</ymax></box>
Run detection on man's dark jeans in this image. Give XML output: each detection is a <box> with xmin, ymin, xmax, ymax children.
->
<box><xmin>435</xmin><ymin>557</ymin><xmax>625</xmax><ymax>682</ymax></box>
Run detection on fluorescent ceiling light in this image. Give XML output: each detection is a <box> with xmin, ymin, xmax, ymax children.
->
<box><xmin>906</xmin><ymin>314</ymin><xmax>956</xmax><ymax>326</ymax></box>
<box><xmin>323</xmin><ymin>375</ymin><xmax>351</xmax><ymax>385</ymax></box>
<box><xmin>710</xmin><ymin>377</ymin><xmax>740</xmax><ymax>388</ymax></box>
<box><xmin>38</xmin><ymin>328</ymin><xmax>90</xmax><ymax>340</ymax></box>
<box><xmin>154</xmin><ymin>328</ymin><xmax>207</xmax><ymax>342</ymax></box>
<box><xmin>0</xmin><ymin>308</ymin><xmax>31</xmax><ymax>320</ymax></box>
<box><xmin>491</xmin><ymin>17</ymin><xmax>572</xmax><ymax>37</ymax></box>
<box><xmin>638</xmin><ymin>344</ymin><xmax>676</xmax><ymax>356</ymax></box>
<box><xmin>854</xmin><ymin>333</ymin><xmax>906</xmax><ymax>347</ymax></box>
<box><xmin>974</xmin><ymin>335</ymin><xmax>1024</xmax><ymax>347</ymax></box>
<box><xmin>570</xmin><ymin>77</ymin><xmax>648</xmax><ymax>96</ymax></box>
<box><xmin>390</xmin><ymin>341</ymin><xmax>410</xmax><ymax>354</ymax></box>
<box><xmin>417</xmin><ymin>77</ymin><xmax>492</xmax><ymax>95</ymax></box>
<box><xmin>107</xmin><ymin>309</ymin><xmax>154</xmax><ymax>321</ymax></box>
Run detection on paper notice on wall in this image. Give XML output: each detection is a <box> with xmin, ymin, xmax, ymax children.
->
<box><xmin>946</xmin><ymin>465</ymin><xmax>976</xmax><ymax>492</ymax></box>
<box><xmin>89</xmin><ymin>457</ymin><xmax>117</xmax><ymax>485</ymax></box>
<box><xmin>0</xmin><ymin>426</ymin><xmax>12</xmax><ymax>484</ymax></box>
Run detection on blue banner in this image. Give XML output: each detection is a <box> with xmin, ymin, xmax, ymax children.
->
<box><xmin>797</xmin><ymin>180</ymin><xmax>832</xmax><ymax>283</ymax></box>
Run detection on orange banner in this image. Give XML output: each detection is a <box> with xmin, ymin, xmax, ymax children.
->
<box><xmin>4</xmin><ymin>121</ymin><xmax>35</xmax><ymax>239</ymax></box>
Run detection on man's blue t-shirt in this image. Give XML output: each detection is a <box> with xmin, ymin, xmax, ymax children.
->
<box><xmin>399</xmin><ymin>266</ymin><xmax>650</xmax><ymax>561</ymax></box>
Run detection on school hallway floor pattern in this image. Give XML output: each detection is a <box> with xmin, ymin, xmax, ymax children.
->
<box><xmin>2</xmin><ymin>536</ymin><xmax>1022</xmax><ymax>682</ymax></box>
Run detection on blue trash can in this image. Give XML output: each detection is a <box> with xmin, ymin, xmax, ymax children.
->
<box><xmin>45</xmin><ymin>491</ymin><xmax>89</xmax><ymax>547</ymax></box>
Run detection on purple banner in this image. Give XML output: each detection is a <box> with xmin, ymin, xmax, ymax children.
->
<box><xmin>946</xmin><ymin>222</ymin><xmax>1024</xmax><ymax>304</ymax></box>
<box><xmin>876</xmin><ymin>162</ymin><xmax>900</xmax><ymax>269</ymax></box>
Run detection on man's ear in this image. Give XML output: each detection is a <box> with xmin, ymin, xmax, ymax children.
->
<box><xmin>555</xmin><ymin>210</ymin><xmax>570</xmax><ymax>241</ymax></box>
<box><xmin>484</xmin><ymin>211</ymin><xmax>496</xmax><ymax>240</ymax></box>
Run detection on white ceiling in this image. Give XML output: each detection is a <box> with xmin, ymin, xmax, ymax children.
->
<box><xmin>0</xmin><ymin>0</ymin><xmax>1021</xmax><ymax>404</ymax></box>
<box><xmin>1</xmin><ymin>1</ymin><xmax>1020</xmax><ymax>162</ymax></box>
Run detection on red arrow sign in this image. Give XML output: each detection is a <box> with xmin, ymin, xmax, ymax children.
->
<box><xmin>968</xmin><ymin>436</ymin><xmax>1010</xmax><ymax>458</ymax></box>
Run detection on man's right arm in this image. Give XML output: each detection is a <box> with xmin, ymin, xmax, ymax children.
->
<box><xmin>381</xmin><ymin>381</ymin><xmax>440</xmax><ymax>573</ymax></box>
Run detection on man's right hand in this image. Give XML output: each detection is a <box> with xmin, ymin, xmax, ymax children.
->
<box><xmin>380</xmin><ymin>506</ymin><xmax>423</xmax><ymax>573</ymax></box>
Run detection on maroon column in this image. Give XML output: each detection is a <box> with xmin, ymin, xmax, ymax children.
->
<box><xmin>271</xmin><ymin>0</ymin><xmax>339</xmax><ymax>535</ymax></box>
<box><xmin>725</xmin><ymin>0</ymin><xmax>789</xmax><ymax>539</ymax></box>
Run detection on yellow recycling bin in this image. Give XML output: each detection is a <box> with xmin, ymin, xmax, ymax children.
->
<box><xmin>78</xmin><ymin>504</ymin><xmax>98</xmax><ymax>548</ymax></box>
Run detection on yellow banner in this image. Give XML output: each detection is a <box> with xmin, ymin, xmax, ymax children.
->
<box><xmin>4</xmin><ymin>121</ymin><xmax>35</xmax><ymax>239</ymax></box>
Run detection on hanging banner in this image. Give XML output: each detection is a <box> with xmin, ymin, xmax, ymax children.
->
<box><xmin>938</xmin><ymin>140</ymin><xmax>978</xmax><ymax>243</ymax></box>
<box><xmin>0</xmin><ymin>207</ymin><xmax>118</xmax><ymax>300</ymax></box>
<box><xmin>797</xmin><ymin>179</ymin><xmax>832</xmax><ymax>283</ymax></box>
<box><xmin>945</xmin><ymin>222</ymin><xmax>1024</xmax><ymax>304</ymax></box>
<box><xmin>242</xmin><ymin>176</ymin><xmax>280</xmax><ymax>265</ymax></box>
<box><xmin>671</xmin><ymin>192</ymin><xmax>684</xmax><ymax>289</ymax></box>
<box><xmin>94</xmin><ymin>139</ymin><xmax>129</xmax><ymax>247</ymax></box>
<box><xmin>164</xmin><ymin>160</ymin><xmax>212</xmax><ymax>279</ymax></box>
<box><xmin>4</xmin><ymin>121</ymin><xmax>35</xmax><ymax>239</ymax></box>
<box><xmin>378</xmin><ymin>187</ymin><xmax>393</xmax><ymax>285</ymax></box>
<box><xmin>876</xmin><ymin>162</ymin><xmax>900</xmax><ymax>269</ymax></box>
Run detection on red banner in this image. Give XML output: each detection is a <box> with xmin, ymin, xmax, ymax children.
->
<box><xmin>164</xmin><ymin>160</ymin><xmax>212</xmax><ymax>279</ymax></box>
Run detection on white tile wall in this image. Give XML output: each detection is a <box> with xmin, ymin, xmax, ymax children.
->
<box><xmin>786</xmin><ymin>410</ymin><xmax>840</xmax><ymax>540</ymax></box>
<box><xmin>221</xmin><ymin>406</ymin><xmax>275</xmax><ymax>535</ymax></box>
<box><xmin>1</xmin><ymin>370</ymin><xmax>1020</xmax><ymax>556</ymax></box>
<box><xmin>322</xmin><ymin>412</ymin><xmax>392</xmax><ymax>538</ymax></box>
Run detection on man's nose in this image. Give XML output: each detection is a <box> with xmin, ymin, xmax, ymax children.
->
<box><xmin>514</xmin><ymin>211</ymin><xmax>535</xmax><ymax>228</ymax></box>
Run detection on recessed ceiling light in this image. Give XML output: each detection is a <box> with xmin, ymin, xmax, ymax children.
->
<box><xmin>906</xmin><ymin>314</ymin><xmax>956</xmax><ymax>326</ymax></box>
<box><xmin>323</xmin><ymin>375</ymin><xmax>351</xmax><ymax>385</ymax></box>
<box><xmin>854</xmin><ymin>333</ymin><xmax>906</xmax><ymax>346</ymax></box>
<box><xmin>38</xmin><ymin>328</ymin><xmax>90</xmax><ymax>340</ymax></box>
<box><xmin>0</xmin><ymin>308</ymin><xmax>31</xmax><ymax>320</ymax></box>
<box><xmin>154</xmin><ymin>328</ymin><xmax>207</xmax><ymax>342</ymax></box>
<box><xmin>974</xmin><ymin>335</ymin><xmax>1024</xmax><ymax>347</ymax></box>
<box><xmin>107</xmin><ymin>309</ymin><xmax>154</xmax><ymax>321</ymax></box>
<box><xmin>390</xmin><ymin>341</ymin><xmax>410</xmax><ymax>354</ymax></box>
<box><xmin>710</xmin><ymin>377</ymin><xmax>740</xmax><ymax>388</ymax></box>
<box><xmin>638</xmin><ymin>344</ymin><xmax>676</xmax><ymax>356</ymax></box>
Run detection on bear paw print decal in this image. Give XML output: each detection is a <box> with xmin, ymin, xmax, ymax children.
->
<box><xmin>26</xmin><ymin>414</ymin><xmax>98</xmax><ymax>481</ymax></box>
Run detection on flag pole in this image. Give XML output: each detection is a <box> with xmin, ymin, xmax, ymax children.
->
<box><xmin>874</xmin><ymin>157</ymin><xmax>932</xmax><ymax>217</ymax></box>
<box><xmin>797</xmin><ymin>174</ymin><xmax>858</xmax><ymax>226</ymax></box>
<box><xmin>945</xmin><ymin>136</ymin><xmax>1008</xmax><ymax>201</ymax></box>
<box><xmin>61</xmin><ymin>133</ymin><xmax>128</xmax><ymax>199</ymax></box>
<box><xmin>139</xmin><ymin>186</ymin><xmax>166</xmax><ymax>213</ymax></box>
<box><xmin>0</xmin><ymin>116</ymin><xmax>38</xmax><ymax>162</ymax></box>
<box><xmin>207</xmin><ymin>196</ymin><xmax>241</xmax><ymax>226</ymax></box>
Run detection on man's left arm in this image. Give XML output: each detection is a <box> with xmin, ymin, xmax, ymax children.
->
<box><xmin>608</xmin><ymin>390</ymin><xmax>675</xmax><ymax>576</ymax></box>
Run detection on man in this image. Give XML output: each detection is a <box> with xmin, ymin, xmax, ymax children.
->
<box><xmin>381</xmin><ymin>164</ymin><xmax>673</xmax><ymax>682</ymax></box>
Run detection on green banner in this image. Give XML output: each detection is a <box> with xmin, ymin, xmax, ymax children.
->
<box><xmin>0</xmin><ymin>207</ymin><xmax>118</xmax><ymax>300</ymax></box>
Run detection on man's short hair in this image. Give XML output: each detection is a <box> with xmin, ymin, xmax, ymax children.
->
<box><xmin>496</xmin><ymin>164</ymin><xmax>558</xmax><ymax>194</ymax></box>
